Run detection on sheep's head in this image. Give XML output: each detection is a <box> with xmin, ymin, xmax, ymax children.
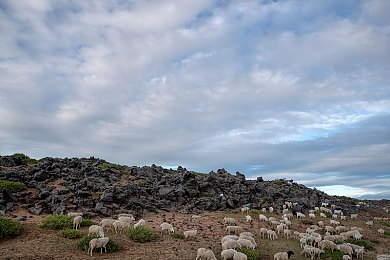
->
<box><xmin>287</xmin><ymin>251</ymin><xmax>294</xmax><ymax>258</ymax></box>
<box><xmin>170</xmin><ymin>227</ymin><xmax>174</xmax><ymax>234</ymax></box>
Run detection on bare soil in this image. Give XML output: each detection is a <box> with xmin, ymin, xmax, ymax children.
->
<box><xmin>1</xmin><ymin>209</ymin><xmax>389</xmax><ymax>260</ymax></box>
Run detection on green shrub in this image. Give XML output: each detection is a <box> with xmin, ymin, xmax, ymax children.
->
<box><xmin>379</xmin><ymin>221</ymin><xmax>390</xmax><ymax>227</ymax></box>
<box><xmin>0</xmin><ymin>217</ymin><xmax>22</xmax><ymax>238</ymax></box>
<box><xmin>370</xmin><ymin>238</ymin><xmax>380</xmax><ymax>244</ymax></box>
<box><xmin>39</xmin><ymin>215</ymin><xmax>73</xmax><ymax>230</ymax></box>
<box><xmin>192</xmin><ymin>171</ymin><xmax>207</xmax><ymax>176</ymax></box>
<box><xmin>0</xmin><ymin>180</ymin><xmax>25</xmax><ymax>192</ymax></box>
<box><xmin>80</xmin><ymin>219</ymin><xmax>94</xmax><ymax>227</ymax></box>
<box><xmin>59</xmin><ymin>229</ymin><xmax>83</xmax><ymax>239</ymax></box>
<box><xmin>125</xmin><ymin>226</ymin><xmax>155</xmax><ymax>242</ymax></box>
<box><xmin>76</xmin><ymin>235</ymin><xmax>121</xmax><ymax>252</ymax></box>
<box><xmin>345</xmin><ymin>238</ymin><xmax>374</xmax><ymax>251</ymax></box>
<box><xmin>236</xmin><ymin>249</ymin><xmax>259</xmax><ymax>260</ymax></box>
<box><xmin>384</xmin><ymin>231</ymin><xmax>390</xmax><ymax>236</ymax></box>
<box><xmin>98</xmin><ymin>163</ymin><xmax>122</xmax><ymax>170</ymax></box>
<box><xmin>250</xmin><ymin>209</ymin><xmax>260</xmax><ymax>214</ymax></box>
<box><xmin>323</xmin><ymin>248</ymin><xmax>344</xmax><ymax>260</ymax></box>
<box><xmin>171</xmin><ymin>232</ymin><xmax>184</xmax><ymax>239</ymax></box>
<box><xmin>12</xmin><ymin>153</ymin><xmax>38</xmax><ymax>164</ymax></box>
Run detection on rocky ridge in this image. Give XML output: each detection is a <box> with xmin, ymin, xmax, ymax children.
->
<box><xmin>0</xmin><ymin>154</ymin><xmax>385</xmax><ymax>218</ymax></box>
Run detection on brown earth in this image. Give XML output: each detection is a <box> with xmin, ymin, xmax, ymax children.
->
<box><xmin>1</xmin><ymin>208</ymin><xmax>389</xmax><ymax>260</ymax></box>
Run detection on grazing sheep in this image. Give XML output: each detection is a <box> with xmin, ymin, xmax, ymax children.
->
<box><xmin>277</xmin><ymin>224</ymin><xmax>286</xmax><ymax>235</ymax></box>
<box><xmin>350</xmin><ymin>214</ymin><xmax>358</xmax><ymax>220</ymax></box>
<box><xmin>222</xmin><ymin>239</ymin><xmax>241</xmax><ymax>250</ymax></box>
<box><xmin>259</xmin><ymin>214</ymin><xmax>268</xmax><ymax>222</ymax></box>
<box><xmin>245</xmin><ymin>215</ymin><xmax>252</xmax><ymax>223</ymax></box>
<box><xmin>240</xmin><ymin>232</ymin><xmax>254</xmax><ymax>238</ymax></box>
<box><xmin>341</xmin><ymin>216</ymin><xmax>348</xmax><ymax>220</ymax></box>
<box><xmin>321</xmin><ymin>203</ymin><xmax>329</xmax><ymax>207</ymax></box>
<box><xmin>274</xmin><ymin>251</ymin><xmax>294</xmax><ymax>260</ymax></box>
<box><xmin>224</xmin><ymin>217</ymin><xmax>238</xmax><ymax>225</ymax></box>
<box><xmin>312</xmin><ymin>247</ymin><xmax>325</xmax><ymax>259</ymax></box>
<box><xmin>260</xmin><ymin>228</ymin><xmax>268</xmax><ymax>239</ymax></box>
<box><xmin>269</xmin><ymin>217</ymin><xmax>277</xmax><ymax>222</ymax></box>
<box><xmin>226</xmin><ymin>226</ymin><xmax>242</xmax><ymax>235</ymax></box>
<box><xmin>269</xmin><ymin>207</ymin><xmax>274</xmax><ymax>213</ymax></box>
<box><xmin>319</xmin><ymin>240</ymin><xmax>337</xmax><ymax>252</ymax></box>
<box><xmin>119</xmin><ymin>216</ymin><xmax>135</xmax><ymax>224</ymax></box>
<box><xmin>88</xmin><ymin>225</ymin><xmax>104</xmax><ymax>237</ymax></box>
<box><xmin>221</xmin><ymin>235</ymin><xmax>239</xmax><ymax>244</ymax></box>
<box><xmin>239</xmin><ymin>234</ymin><xmax>256</xmax><ymax>247</ymax></box>
<box><xmin>296</xmin><ymin>212</ymin><xmax>305</xmax><ymax>218</ymax></box>
<box><xmin>233</xmin><ymin>252</ymin><xmax>247</xmax><ymax>260</ymax></box>
<box><xmin>336</xmin><ymin>226</ymin><xmax>347</xmax><ymax>234</ymax></box>
<box><xmin>160</xmin><ymin>222</ymin><xmax>174</xmax><ymax>234</ymax></box>
<box><xmin>134</xmin><ymin>219</ymin><xmax>146</xmax><ymax>229</ymax></box>
<box><xmin>221</xmin><ymin>249</ymin><xmax>237</xmax><ymax>260</ymax></box>
<box><xmin>284</xmin><ymin>229</ymin><xmax>292</xmax><ymax>239</ymax></box>
<box><xmin>113</xmin><ymin>221</ymin><xmax>130</xmax><ymax>234</ymax></box>
<box><xmin>100</xmin><ymin>219</ymin><xmax>115</xmax><ymax>232</ymax></box>
<box><xmin>184</xmin><ymin>230</ymin><xmax>198</xmax><ymax>240</ymax></box>
<box><xmin>241</xmin><ymin>207</ymin><xmax>250</xmax><ymax>214</ymax></box>
<box><xmin>267</xmin><ymin>230</ymin><xmax>278</xmax><ymax>240</ymax></box>
<box><xmin>87</xmin><ymin>237</ymin><xmax>109</xmax><ymax>256</ymax></box>
<box><xmin>338</xmin><ymin>244</ymin><xmax>353</xmax><ymax>258</ymax></box>
<box><xmin>365</xmin><ymin>221</ymin><xmax>374</xmax><ymax>227</ymax></box>
<box><xmin>325</xmin><ymin>226</ymin><xmax>335</xmax><ymax>234</ymax></box>
<box><xmin>355</xmin><ymin>247</ymin><xmax>364</xmax><ymax>259</ymax></box>
<box><xmin>237</xmin><ymin>238</ymin><xmax>255</xmax><ymax>249</ymax></box>
<box><xmin>309</xmin><ymin>213</ymin><xmax>316</xmax><ymax>219</ymax></box>
<box><xmin>196</xmin><ymin>248</ymin><xmax>217</xmax><ymax>260</ymax></box>
<box><xmin>317</xmin><ymin>221</ymin><xmax>324</xmax><ymax>227</ymax></box>
<box><xmin>261</xmin><ymin>208</ymin><xmax>267</xmax><ymax>213</ymax></box>
<box><xmin>67</xmin><ymin>212</ymin><xmax>83</xmax><ymax>217</ymax></box>
<box><xmin>320</xmin><ymin>213</ymin><xmax>327</xmax><ymax>218</ymax></box>
<box><xmin>330</xmin><ymin>220</ymin><xmax>340</xmax><ymax>226</ymax></box>
<box><xmin>73</xmin><ymin>216</ymin><xmax>82</xmax><ymax>230</ymax></box>
<box><xmin>342</xmin><ymin>255</ymin><xmax>351</xmax><ymax>260</ymax></box>
<box><xmin>332</xmin><ymin>214</ymin><xmax>339</xmax><ymax>219</ymax></box>
<box><xmin>378</xmin><ymin>228</ymin><xmax>385</xmax><ymax>234</ymax></box>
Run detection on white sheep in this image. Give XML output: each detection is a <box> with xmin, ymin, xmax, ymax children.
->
<box><xmin>239</xmin><ymin>234</ymin><xmax>256</xmax><ymax>247</ymax></box>
<box><xmin>113</xmin><ymin>220</ymin><xmax>129</xmax><ymax>233</ymax></box>
<box><xmin>317</xmin><ymin>221</ymin><xmax>324</xmax><ymax>227</ymax></box>
<box><xmin>241</xmin><ymin>207</ymin><xmax>250</xmax><ymax>214</ymax></box>
<box><xmin>267</xmin><ymin>230</ymin><xmax>278</xmax><ymax>240</ymax></box>
<box><xmin>296</xmin><ymin>212</ymin><xmax>305</xmax><ymax>218</ymax></box>
<box><xmin>260</xmin><ymin>227</ymin><xmax>268</xmax><ymax>239</ymax></box>
<box><xmin>261</xmin><ymin>208</ymin><xmax>267</xmax><ymax>213</ymax></box>
<box><xmin>350</xmin><ymin>214</ymin><xmax>358</xmax><ymax>220</ymax></box>
<box><xmin>100</xmin><ymin>219</ymin><xmax>115</xmax><ymax>232</ymax></box>
<box><xmin>319</xmin><ymin>240</ymin><xmax>337</xmax><ymax>252</ymax></box>
<box><xmin>330</xmin><ymin>220</ymin><xmax>340</xmax><ymax>226</ymax></box>
<box><xmin>240</xmin><ymin>232</ymin><xmax>254</xmax><ymax>238</ymax></box>
<box><xmin>73</xmin><ymin>216</ymin><xmax>82</xmax><ymax>230</ymax></box>
<box><xmin>67</xmin><ymin>212</ymin><xmax>83</xmax><ymax>217</ymax></box>
<box><xmin>160</xmin><ymin>222</ymin><xmax>174</xmax><ymax>234</ymax></box>
<box><xmin>87</xmin><ymin>237</ymin><xmax>109</xmax><ymax>256</ymax></box>
<box><xmin>259</xmin><ymin>214</ymin><xmax>268</xmax><ymax>221</ymax></box>
<box><xmin>245</xmin><ymin>215</ymin><xmax>252</xmax><ymax>223</ymax></box>
<box><xmin>88</xmin><ymin>225</ymin><xmax>104</xmax><ymax>237</ymax></box>
<box><xmin>222</xmin><ymin>239</ymin><xmax>241</xmax><ymax>250</ymax></box>
<box><xmin>221</xmin><ymin>235</ymin><xmax>239</xmax><ymax>244</ymax></box>
<box><xmin>221</xmin><ymin>249</ymin><xmax>237</xmax><ymax>260</ymax></box>
<box><xmin>342</xmin><ymin>255</ymin><xmax>351</xmax><ymax>260</ymax></box>
<box><xmin>184</xmin><ymin>229</ymin><xmax>198</xmax><ymax>240</ymax></box>
<box><xmin>378</xmin><ymin>228</ymin><xmax>385</xmax><ymax>234</ymax></box>
<box><xmin>365</xmin><ymin>221</ymin><xmax>373</xmax><ymax>227</ymax></box>
<box><xmin>320</xmin><ymin>213</ymin><xmax>327</xmax><ymax>218</ymax></box>
<box><xmin>196</xmin><ymin>248</ymin><xmax>217</xmax><ymax>260</ymax></box>
<box><xmin>355</xmin><ymin>247</ymin><xmax>364</xmax><ymax>259</ymax></box>
<box><xmin>309</xmin><ymin>213</ymin><xmax>315</xmax><ymax>219</ymax></box>
<box><xmin>269</xmin><ymin>207</ymin><xmax>274</xmax><ymax>213</ymax></box>
<box><xmin>224</xmin><ymin>217</ymin><xmax>238</xmax><ymax>225</ymax></box>
<box><xmin>226</xmin><ymin>226</ymin><xmax>242</xmax><ymax>235</ymax></box>
<box><xmin>336</xmin><ymin>226</ymin><xmax>347</xmax><ymax>234</ymax></box>
<box><xmin>237</xmin><ymin>238</ymin><xmax>255</xmax><ymax>249</ymax></box>
<box><xmin>233</xmin><ymin>251</ymin><xmax>247</xmax><ymax>260</ymax></box>
<box><xmin>118</xmin><ymin>213</ymin><xmax>135</xmax><ymax>219</ymax></box>
<box><xmin>338</xmin><ymin>244</ymin><xmax>353</xmax><ymax>258</ymax></box>
<box><xmin>274</xmin><ymin>251</ymin><xmax>294</xmax><ymax>260</ymax></box>
<box><xmin>284</xmin><ymin>229</ymin><xmax>292</xmax><ymax>239</ymax></box>
<box><xmin>119</xmin><ymin>216</ymin><xmax>135</xmax><ymax>224</ymax></box>
<box><xmin>134</xmin><ymin>219</ymin><xmax>146</xmax><ymax>229</ymax></box>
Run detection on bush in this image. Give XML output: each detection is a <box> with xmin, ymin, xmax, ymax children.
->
<box><xmin>323</xmin><ymin>248</ymin><xmax>344</xmax><ymax>260</ymax></box>
<box><xmin>39</xmin><ymin>215</ymin><xmax>73</xmax><ymax>230</ymax></box>
<box><xmin>59</xmin><ymin>229</ymin><xmax>83</xmax><ymax>239</ymax></box>
<box><xmin>384</xmin><ymin>231</ymin><xmax>390</xmax><ymax>236</ymax></box>
<box><xmin>0</xmin><ymin>217</ymin><xmax>22</xmax><ymax>238</ymax></box>
<box><xmin>0</xmin><ymin>180</ymin><xmax>25</xmax><ymax>192</ymax></box>
<box><xmin>12</xmin><ymin>153</ymin><xmax>38</xmax><ymax>164</ymax></box>
<box><xmin>250</xmin><ymin>209</ymin><xmax>260</xmax><ymax>214</ymax></box>
<box><xmin>80</xmin><ymin>219</ymin><xmax>94</xmax><ymax>227</ymax></box>
<box><xmin>125</xmin><ymin>226</ymin><xmax>155</xmax><ymax>243</ymax></box>
<box><xmin>370</xmin><ymin>238</ymin><xmax>380</xmax><ymax>244</ymax></box>
<box><xmin>98</xmin><ymin>163</ymin><xmax>122</xmax><ymax>170</ymax></box>
<box><xmin>236</xmin><ymin>249</ymin><xmax>259</xmax><ymax>260</ymax></box>
<box><xmin>345</xmin><ymin>238</ymin><xmax>374</xmax><ymax>251</ymax></box>
<box><xmin>171</xmin><ymin>232</ymin><xmax>184</xmax><ymax>239</ymax></box>
<box><xmin>76</xmin><ymin>235</ymin><xmax>121</xmax><ymax>253</ymax></box>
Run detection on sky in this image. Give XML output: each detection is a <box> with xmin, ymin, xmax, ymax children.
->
<box><xmin>0</xmin><ymin>0</ymin><xmax>389</xmax><ymax>199</ymax></box>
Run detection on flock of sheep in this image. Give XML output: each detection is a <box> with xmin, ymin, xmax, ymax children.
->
<box><xmin>66</xmin><ymin>201</ymin><xmax>389</xmax><ymax>259</ymax></box>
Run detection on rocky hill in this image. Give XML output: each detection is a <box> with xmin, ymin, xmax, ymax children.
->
<box><xmin>0</xmin><ymin>154</ymin><xmax>385</xmax><ymax>218</ymax></box>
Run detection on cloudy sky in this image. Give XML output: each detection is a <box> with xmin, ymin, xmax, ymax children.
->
<box><xmin>1</xmin><ymin>0</ymin><xmax>389</xmax><ymax>199</ymax></box>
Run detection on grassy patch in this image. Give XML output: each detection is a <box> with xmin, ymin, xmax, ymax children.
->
<box><xmin>171</xmin><ymin>232</ymin><xmax>184</xmax><ymax>239</ymax></box>
<box><xmin>59</xmin><ymin>229</ymin><xmax>83</xmax><ymax>239</ymax></box>
<box><xmin>191</xmin><ymin>171</ymin><xmax>208</xmax><ymax>176</ymax></box>
<box><xmin>272</xmin><ymin>179</ymin><xmax>282</xmax><ymax>185</ymax></box>
<box><xmin>76</xmin><ymin>235</ymin><xmax>121</xmax><ymax>252</ymax></box>
<box><xmin>236</xmin><ymin>249</ymin><xmax>260</xmax><ymax>260</ymax></box>
<box><xmin>12</xmin><ymin>153</ymin><xmax>38</xmax><ymax>164</ymax></box>
<box><xmin>39</xmin><ymin>215</ymin><xmax>73</xmax><ymax>230</ymax></box>
<box><xmin>80</xmin><ymin>219</ymin><xmax>94</xmax><ymax>227</ymax></box>
<box><xmin>379</xmin><ymin>221</ymin><xmax>390</xmax><ymax>227</ymax></box>
<box><xmin>250</xmin><ymin>209</ymin><xmax>260</xmax><ymax>214</ymax></box>
<box><xmin>98</xmin><ymin>163</ymin><xmax>122</xmax><ymax>170</ymax></box>
<box><xmin>345</xmin><ymin>238</ymin><xmax>374</xmax><ymax>251</ymax></box>
<box><xmin>0</xmin><ymin>217</ymin><xmax>22</xmax><ymax>238</ymax></box>
<box><xmin>262</xmin><ymin>196</ymin><xmax>268</xmax><ymax>201</ymax></box>
<box><xmin>125</xmin><ymin>226</ymin><xmax>155</xmax><ymax>243</ymax></box>
<box><xmin>323</xmin><ymin>248</ymin><xmax>344</xmax><ymax>260</ymax></box>
<box><xmin>0</xmin><ymin>180</ymin><xmax>25</xmax><ymax>192</ymax></box>
<box><xmin>370</xmin><ymin>238</ymin><xmax>380</xmax><ymax>244</ymax></box>
<box><xmin>384</xmin><ymin>231</ymin><xmax>390</xmax><ymax>236</ymax></box>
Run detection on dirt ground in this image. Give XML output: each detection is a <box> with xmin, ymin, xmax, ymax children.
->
<box><xmin>0</xmin><ymin>208</ymin><xmax>389</xmax><ymax>260</ymax></box>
